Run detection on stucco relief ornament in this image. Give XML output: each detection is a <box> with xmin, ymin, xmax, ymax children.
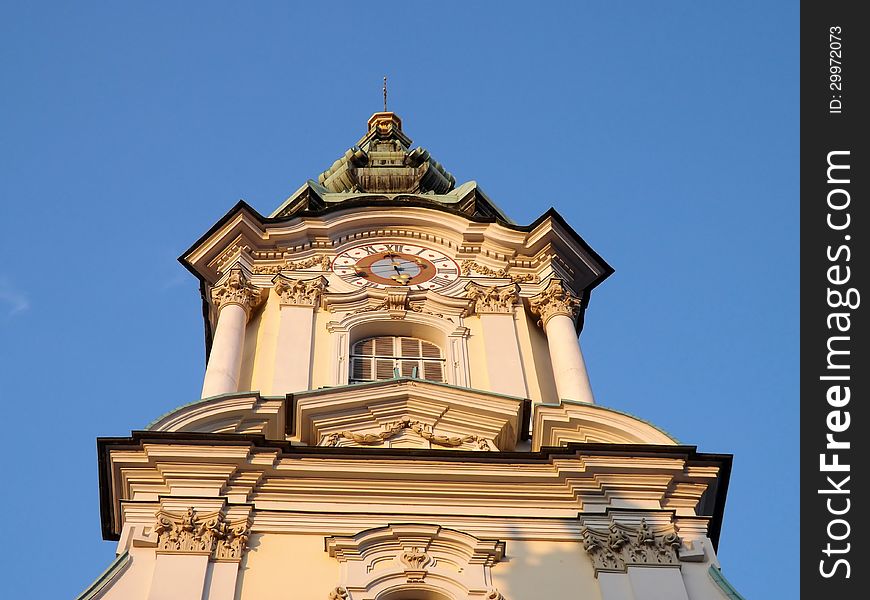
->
<box><xmin>211</xmin><ymin>267</ymin><xmax>266</xmax><ymax>316</ymax></box>
<box><xmin>254</xmin><ymin>253</ymin><xmax>334</xmax><ymax>274</ymax></box>
<box><xmin>327</xmin><ymin>587</ymin><xmax>348</xmax><ymax>600</ymax></box>
<box><xmin>581</xmin><ymin>520</ymin><xmax>682</xmax><ymax>574</ymax></box>
<box><xmin>529</xmin><ymin>279</ymin><xmax>582</xmax><ymax>327</ymax></box>
<box><xmin>155</xmin><ymin>507</ymin><xmax>212</xmax><ymax>554</ymax></box>
<box><xmin>465</xmin><ymin>282</ymin><xmax>519</xmax><ymax>314</ymax></box>
<box><xmin>581</xmin><ymin>527</ymin><xmax>624</xmax><ymax>572</ymax></box>
<box><xmin>213</xmin><ymin>520</ymin><xmax>252</xmax><ymax>561</ymax></box>
<box><xmin>322</xmin><ymin>418</ymin><xmax>491</xmax><ymax>450</ymax></box>
<box><xmin>400</xmin><ymin>547</ymin><xmax>432</xmax><ymax>582</ymax></box>
<box><xmin>154</xmin><ymin>507</ymin><xmax>251</xmax><ymax>561</ymax></box>
<box><xmin>273</xmin><ymin>274</ymin><xmax>327</xmax><ymax>307</ymax></box>
<box><xmin>460</xmin><ymin>259</ymin><xmax>538</xmax><ymax>283</ymax></box>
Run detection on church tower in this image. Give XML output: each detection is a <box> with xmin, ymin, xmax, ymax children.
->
<box><xmin>81</xmin><ymin>111</ymin><xmax>742</xmax><ymax>600</ymax></box>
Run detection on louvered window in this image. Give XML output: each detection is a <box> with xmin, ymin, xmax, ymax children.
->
<box><xmin>350</xmin><ymin>336</ymin><xmax>445</xmax><ymax>384</ymax></box>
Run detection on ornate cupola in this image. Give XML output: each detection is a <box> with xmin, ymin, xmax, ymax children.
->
<box><xmin>318</xmin><ymin>112</ymin><xmax>455</xmax><ymax>195</ymax></box>
<box><xmin>84</xmin><ymin>109</ymin><xmax>739</xmax><ymax>600</ymax></box>
<box><xmin>271</xmin><ymin>113</ymin><xmax>507</xmax><ymax>221</ymax></box>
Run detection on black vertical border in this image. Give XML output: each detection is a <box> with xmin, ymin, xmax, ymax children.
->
<box><xmin>801</xmin><ymin>2</ymin><xmax>868</xmax><ymax>596</ymax></box>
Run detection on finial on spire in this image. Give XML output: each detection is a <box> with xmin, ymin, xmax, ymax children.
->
<box><xmin>383</xmin><ymin>76</ymin><xmax>388</xmax><ymax>112</ymax></box>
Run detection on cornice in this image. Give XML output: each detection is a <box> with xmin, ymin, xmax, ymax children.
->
<box><xmin>98</xmin><ymin>432</ymin><xmax>731</xmax><ymax>549</ymax></box>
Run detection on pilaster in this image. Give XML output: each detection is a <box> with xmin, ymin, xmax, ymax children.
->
<box><xmin>465</xmin><ymin>282</ymin><xmax>528</xmax><ymax>398</ymax></box>
<box><xmin>146</xmin><ymin>506</ymin><xmax>252</xmax><ymax>600</ymax></box>
<box><xmin>271</xmin><ymin>274</ymin><xmax>327</xmax><ymax>394</ymax></box>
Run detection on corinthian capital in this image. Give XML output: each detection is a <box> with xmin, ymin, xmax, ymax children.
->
<box><xmin>529</xmin><ymin>279</ymin><xmax>582</xmax><ymax>326</ymax></box>
<box><xmin>465</xmin><ymin>282</ymin><xmax>519</xmax><ymax>315</ymax></box>
<box><xmin>154</xmin><ymin>507</ymin><xmax>251</xmax><ymax>562</ymax></box>
<box><xmin>211</xmin><ymin>267</ymin><xmax>266</xmax><ymax>317</ymax></box>
<box><xmin>273</xmin><ymin>274</ymin><xmax>327</xmax><ymax>307</ymax></box>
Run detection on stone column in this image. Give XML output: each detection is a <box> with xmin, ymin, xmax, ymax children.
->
<box><xmin>530</xmin><ymin>279</ymin><xmax>594</xmax><ymax>404</ymax></box>
<box><xmin>201</xmin><ymin>267</ymin><xmax>265</xmax><ymax>399</ymax></box>
<box><xmin>466</xmin><ymin>282</ymin><xmax>528</xmax><ymax>398</ymax></box>
<box><xmin>271</xmin><ymin>274</ymin><xmax>327</xmax><ymax>394</ymax></box>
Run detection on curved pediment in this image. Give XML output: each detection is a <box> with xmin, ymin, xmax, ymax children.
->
<box><xmin>147</xmin><ymin>392</ymin><xmax>285</xmax><ymax>439</ymax></box>
<box><xmin>531</xmin><ymin>401</ymin><xmax>677</xmax><ymax>450</ymax></box>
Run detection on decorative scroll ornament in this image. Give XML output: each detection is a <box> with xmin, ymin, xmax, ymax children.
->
<box><xmin>465</xmin><ymin>282</ymin><xmax>519</xmax><ymax>315</ymax></box>
<box><xmin>154</xmin><ymin>507</ymin><xmax>251</xmax><ymax>562</ymax></box>
<box><xmin>322</xmin><ymin>418</ymin><xmax>491</xmax><ymax>450</ymax></box>
<box><xmin>327</xmin><ymin>587</ymin><xmax>348</xmax><ymax>600</ymax></box>
<box><xmin>253</xmin><ymin>253</ymin><xmax>333</xmax><ymax>274</ymax></box>
<box><xmin>211</xmin><ymin>267</ymin><xmax>266</xmax><ymax>317</ymax></box>
<box><xmin>529</xmin><ymin>278</ymin><xmax>582</xmax><ymax>326</ymax></box>
<box><xmin>485</xmin><ymin>591</ymin><xmax>505</xmax><ymax>600</ymax></box>
<box><xmin>273</xmin><ymin>274</ymin><xmax>327</xmax><ymax>307</ymax></box>
<box><xmin>400</xmin><ymin>547</ymin><xmax>433</xmax><ymax>582</ymax></box>
<box><xmin>461</xmin><ymin>259</ymin><xmax>538</xmax><ymax>283</ymax></box>
<box><xmin>581</xmin><ymin>519</ymin><xmax>682</xmax><ymax>575</ymax></box>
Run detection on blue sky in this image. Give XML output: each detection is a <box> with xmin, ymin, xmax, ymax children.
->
<box><xmin>0</xmin><ymin>2</ymin><xmax>797</xmax><ymax>597</ymax></box>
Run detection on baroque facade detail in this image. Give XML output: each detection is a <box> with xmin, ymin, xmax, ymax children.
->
<box><xmin>252</xmin><ymin>253</ymin><xmax>333</xmax><ymax>274</ymax></box>
<box><xmin>322</xmin><ymin>418</ymin><xmax>492</xmax><ymax>450</ymax></box>
<box><xmin>210</xmin><ymin>267</ymin><xmax>266</xmax><ymax>316</ymax></box>
<box><xmin>213</xmin><ymin>241</ymin><xmax>251</xmax><ymax>274</ymax></box>
<box><xmin>465</xmin><ymin>282</ymin><xmax>519</xmax><ymax>314</ymax></box>
<box><xmin>460</xmin><ymin>259</ymin><xmax>538</xmax><ymax>283</ymax></box>
<box><xmin>529</xmin><ymin>278</ymin><xmax>582</xmax><ymax>326</ymax></box>
<box><xmin>350</xmin><ymin>289</ymin><xmax>409</xmax><ymax>315</ymax></box>
<box><xmin>154</xmin><ymin>507</ymin><xmax>251</xmax><ymax>562</ymax></box>
<box><xmin>400</xmin><ymin>547</ymin><xmax>432</xmax><ymax>582</ymax></box>
<box><xmin>273</xmin><ymin>274</ymin><xmax>327</xmax><ymax>307</ymax></box>
<box><xmin>326</xmin><ymin>524</ymin><xmax>506</xmax><ymax>600</ymax></box>
<box><xmin>580</xmin><ymin>519</ymin><xmax>682</xmax><ymax>575</ymax></box>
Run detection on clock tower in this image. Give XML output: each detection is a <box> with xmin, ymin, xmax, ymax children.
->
<box><xmin>81</xmin><ymin>112</ymin><xmax>743</xmax><ymax>600</ymax></box>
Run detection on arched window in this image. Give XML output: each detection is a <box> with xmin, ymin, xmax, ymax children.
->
<box><xmin>350</xmin><ymin>336</ymin><xmax>445</xmax><ymax>384</ymax></box>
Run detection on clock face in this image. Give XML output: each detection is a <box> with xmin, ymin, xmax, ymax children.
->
<box><xmin>332</xmin><ymin>243</ymin><xmax>460</xmax><ymax>290</ymax></box>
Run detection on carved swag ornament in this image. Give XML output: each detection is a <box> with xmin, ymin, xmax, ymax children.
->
<box><xmin>154</xmin><ymin>507</ymin><xmax>251</xmax><ymax>562</ymax></box>
<box><xmin>254</xmin><ymin>253</ymin><xmax>333</xmax><ymax>275</ymax></box>
<box><xmin>460</xmin><ymin>259</ymin><xmax>537</xmax><ymax>283</ymax></box>
<box><xmin>322</xmin><ymin>418</ymin><xmax>491</xmax><ymax>450</ymax></box>
<box><xmin>581</xmin><ymin>519</ymin><xmax>682</xmax><ymax>575</ymax></box>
